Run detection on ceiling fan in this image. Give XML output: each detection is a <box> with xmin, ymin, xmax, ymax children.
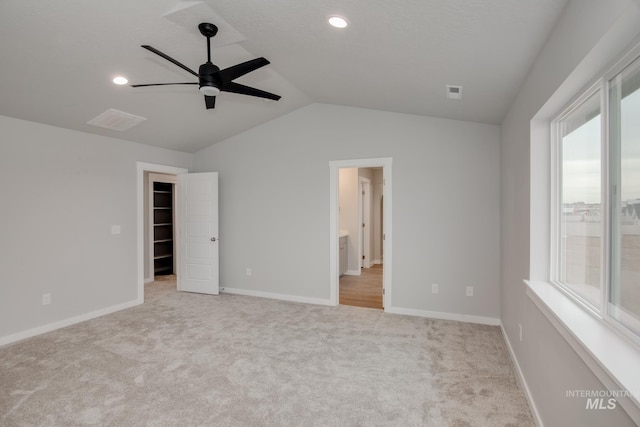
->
<box><xmin>132</xmin><ymin>22</ymin><xmax>281</xmax><ymax>109</ymax></box>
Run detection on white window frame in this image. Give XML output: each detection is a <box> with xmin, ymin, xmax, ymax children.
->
<box><xmin>550</xmin><ymin>83</ymin><xmax>605</xmax><ymax>317</ymax></box>
<box><xmin>550</xmin><ymin>45</ymin><xmax>640</xmax><ymax>348</ymax></box>
<box><xmin>605</xmin><ymin>50</ymin><xmax>640</xmax><ymax>344</ymax></box>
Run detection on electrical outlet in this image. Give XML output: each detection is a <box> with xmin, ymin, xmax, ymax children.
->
<box><xmin>246</xmin><ymin>268</ymin><xmax>252</xmax><ymax>277</ymax></box>
<box><xmin>431</xmin><ymin>283</ymin><xmax>439</xmax><ymax>294</ymax></box>
<box><xmin>519</xmin><ymin>323</ymin><xmax>523</xmax><ymax>342</ymax></box>
<box><xmin>42</xmin><ymin>293</ymin><xmax>51</xmax><ymax>305</ymax></box>
<box><xmin>466</xmin><ymin>286</ymin><xmax>474</xmax><ymax>297</ymax></box>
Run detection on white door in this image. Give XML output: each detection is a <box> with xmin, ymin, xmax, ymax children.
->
<box><xmin>177</xmin><ymin>172</ymin><xmax>219</xmax><ymax>295</ymax></box>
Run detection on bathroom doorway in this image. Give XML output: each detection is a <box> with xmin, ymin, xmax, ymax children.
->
<box><xmin>330</xmin><ymin>158</ymin><xmax>392</xmax><ymax>310</ymax></box>
<box><xmin>338</xmin><ymin>168</ymin><xmax>383</xmax><ymax>309</ymax></box>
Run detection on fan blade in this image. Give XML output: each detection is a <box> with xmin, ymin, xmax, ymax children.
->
<box><xmin>204</xmin><ymin>95</ymin><xmax>216</xmax><ymax>109</ymax></box>
<box><xmin>131</xmin><ymin>83</ymin><xmax>197</xmax><ymax>87</ymax></box>
<box><xmin>141</xmin><ymin>45</ymin><xmax>199</xmax><ymax>77</ymax></box>
<box><xmin>218</xmin><ymin>58</ymin><xmax>270</xmax><ymax>83</ymax></box>
<box><xmin>221</xmin><ymin>82</ymin><xmax>281</xmax><ymax>101</ymax></box>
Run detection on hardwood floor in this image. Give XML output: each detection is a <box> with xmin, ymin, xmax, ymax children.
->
<box><xmin>339</xmin><ymin>264</ymin><xmax>383</xmax><ymax>309</ymax></box>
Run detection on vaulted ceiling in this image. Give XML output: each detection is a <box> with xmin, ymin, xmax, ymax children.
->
<box><xmin>0</xmin><ymin>0</ymin><xmax>568</xmax><ymax>152</ymax></box>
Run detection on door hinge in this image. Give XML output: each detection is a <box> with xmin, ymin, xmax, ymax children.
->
<box><xmin>383</xmin><ymin>288</ymin><xmax>385</xmax><ymax>295</ymax></box>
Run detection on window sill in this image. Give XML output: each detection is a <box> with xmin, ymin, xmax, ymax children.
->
<box><xmin>525</xmin><ymin>280</ymin><xmax>640</xmax><ymax>422</ymax></box>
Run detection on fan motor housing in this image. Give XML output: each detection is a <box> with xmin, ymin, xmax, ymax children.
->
<box><xmin>199</xmin><ymin>62</ymin><xmax>221</xmax><ymax>89</ymax></box>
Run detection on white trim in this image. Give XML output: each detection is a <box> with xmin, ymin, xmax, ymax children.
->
<box><xmin>222</xmin><ymin>287</ymin><xmax>500</xmax><ymax>328</ymax></box>
<box><xmin>500</xmin><ymin>323</ymin><xmax>545</xmax><ymax>427</ymax></box>
<box><xmin>386</xmin><ymin>306</ymin><xmax>500</xmax><ymax>326</ymax></box>
<box><xmin>343</xmin><ymin>269</ymin><xmax>361</xmax><ymax>276</ymax></box>
<box><xmin>223</xmin><ymin>287</ymin><xmax>333</xmax><ymax>307</ymax></box>
<box><xmin>329</xmin><ymin>157</ymin><xmax>392</xmax><ymax>309</ymax></box>
<box><xmin>526</xmin><ymin>280</ymin><xmax>640</xmax><ymax>423</ymax></box>
<box><xmin>136</xmin><ymin>162</ymin><xmax>188</xmax><ymax>304</ymax></box>
<box><xmin>0</xmin><ymin>299</ymin><xmax>140</xmax><ymax>347</ymax></box>
<box><xmin>144</xmin><ymin>278</ymin><xmax>154</xmax><ymax>284</ymax></box>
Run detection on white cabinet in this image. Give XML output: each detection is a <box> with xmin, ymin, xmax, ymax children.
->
<box><xmin>339</xmin><ymin>236</ymin><xmax>348</xmax><ymax>276</ymax></box>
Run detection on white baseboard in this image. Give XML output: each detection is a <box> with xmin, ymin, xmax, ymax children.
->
<box><xmin>144</xmin><ymin>277</ymin><xmax>154</xmax><ymax>284</ymax></box>
<box><xmin>343</xmin><ymin>269</ymin><xmax>361</xmax><ymax>276</ymax></box>
<box><xmin>385</xmin><ymin>306</ymin><xmax>500</xmax><ymax>326</ymax></box>
<box><xmin>500</xmin><ymin>323</ymin><xmax>544</xmax><ymax>427</ymax></box>
<box><xmin>223</xmin><ymin>287</ymin><xmax>333</xmax><ymax>307</ymax></box>
<box><xmin>0</xmin><ymin>299</ymin><xmax>142</xmax><ymax>348</ymax></box>
<box><xmin>372</xmin><ymin>259</ymin><xmax>382</xmax><ymax>265</ymax></box>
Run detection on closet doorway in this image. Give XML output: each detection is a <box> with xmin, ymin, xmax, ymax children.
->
<box><xmin>137</xmin><ymin>162</ymin><xmax>187</xmax><ymax>302</ymax></box>
<box><xmin>147</xmin><ymin>173</ymin><xmax>177</xmax><ymax>280</ymax></box>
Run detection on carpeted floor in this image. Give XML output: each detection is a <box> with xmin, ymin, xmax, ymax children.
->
<box><xmin>0</xmin><ymin>278</ymin><xmax>534</xmax><ymax>426</ymax></box>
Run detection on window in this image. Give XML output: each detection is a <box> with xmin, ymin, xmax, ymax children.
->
<box><xmin>609</xmin><ymin>54</ymin><xmax>640</xmax><ymax>337</ymax></box>
<box><xmin>553</xmin><ymin>51</ymin><xmax>640</xmax><ymax>341</ymax></box>
<box><xmin>556</xmin><ymin>91</ymin><xmax>602</xmax><ymax>308</ymax></box>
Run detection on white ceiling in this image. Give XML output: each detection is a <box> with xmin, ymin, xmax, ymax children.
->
<box><xmin>0</xmin><ymin>0</ymin><xmax>567</xmax><ymax>153</ymax></box>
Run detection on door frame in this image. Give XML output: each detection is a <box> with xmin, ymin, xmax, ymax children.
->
<box><xmin>359</xmin><ymin>176</ymin><xmax>372</xmax><ymax>268</ymax></box>
<box><xmin>136</xmin><ymin>162</ymin><xmax>188</xmax><ymax>303</ymax></box>
<box><xmin>329</xmin><ymin>157</ymin><xmax>392</xmax><ymax>309</ymax></box>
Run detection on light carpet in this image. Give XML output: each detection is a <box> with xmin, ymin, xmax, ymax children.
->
<box><xmin>0</xmin><ymin>279</ymin><xmax>534</xmax><ymax>426</ymax></box>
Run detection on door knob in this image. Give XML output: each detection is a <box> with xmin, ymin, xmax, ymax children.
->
<box><xmin>211</xmin><ymin>237</ymin><xmax>217</xmax><ymax>242</ymax></box>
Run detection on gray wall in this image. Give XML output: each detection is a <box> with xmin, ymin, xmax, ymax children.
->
<box><xmin>500</xmin><ymin>0</ymin><xmax>640</xmax><ymax>425</ymax></box>
<box><xmin>0</xmin><ymin>115</ymin><xmax>193</xmax><ymax>340</ymax></box>
<box><xmin>194</xmin><ymin>103</ymin><xmax>501</xmax><ymax>319</ymax></box>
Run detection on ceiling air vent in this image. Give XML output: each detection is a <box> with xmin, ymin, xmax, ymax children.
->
<box><xmin>446</xmin><ymin>85</ymin><xmax>463</xmax><ymax>100</ymax></box>
<box><xmin>87</xmin><ymin>108</ymin><xmax>146</xmax><ymax>131</ymax></box>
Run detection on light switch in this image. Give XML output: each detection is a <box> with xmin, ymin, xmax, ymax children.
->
<box><xmin>111</xmin><ymin>225</ymin><xmax>121</xmax><ymax>235</ymax></box>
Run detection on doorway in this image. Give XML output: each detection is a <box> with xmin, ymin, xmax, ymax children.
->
<box><xmin>338</xmin><ymin>169</ymin><xmax>383</xmax><ymax>309</ymax></box>
<box><xmin>137</xmin><ymin>163</ymin><xmax>187</xmax><ymax>303</ymax></box>
<box><xmin>147</xmin><ymin>173</ymin><xmax>177</xmax><ymax>281</ymax></box>
<box><xmin>329</xmin><ymin>158</ymin><xmax>392</xmax><ymax>311</ymax></box>
<box><xmin>137</xmin><ymin>163</ymin><xmax>220</xmax><ymax>302</ymax></box>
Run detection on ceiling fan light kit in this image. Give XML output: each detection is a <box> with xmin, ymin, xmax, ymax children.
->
<box><xmin>200</xmin><ymin>86</ymin><xmax>220</xmax><ymax>96</ymax></box>
<box><xmin>131</xmin><ymin>22</ymin><xmax>281</xmax><ymax>110</ymax></box>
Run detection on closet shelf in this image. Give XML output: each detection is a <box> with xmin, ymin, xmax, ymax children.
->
<box><xmin>153</xmin><ymin>181</ymin><xmax>174</xmax><ymax>276</ymax></box>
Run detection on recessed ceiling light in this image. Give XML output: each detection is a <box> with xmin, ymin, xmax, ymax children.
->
<box><xmin>112</xmin><ymin>76</ymin><xmax>128</xmax><ymax>85</ymax></box>
<box><xmin>328</xmin><ymin>15</ymin><xmax>349</xmax><ymax>28</ymax></box>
